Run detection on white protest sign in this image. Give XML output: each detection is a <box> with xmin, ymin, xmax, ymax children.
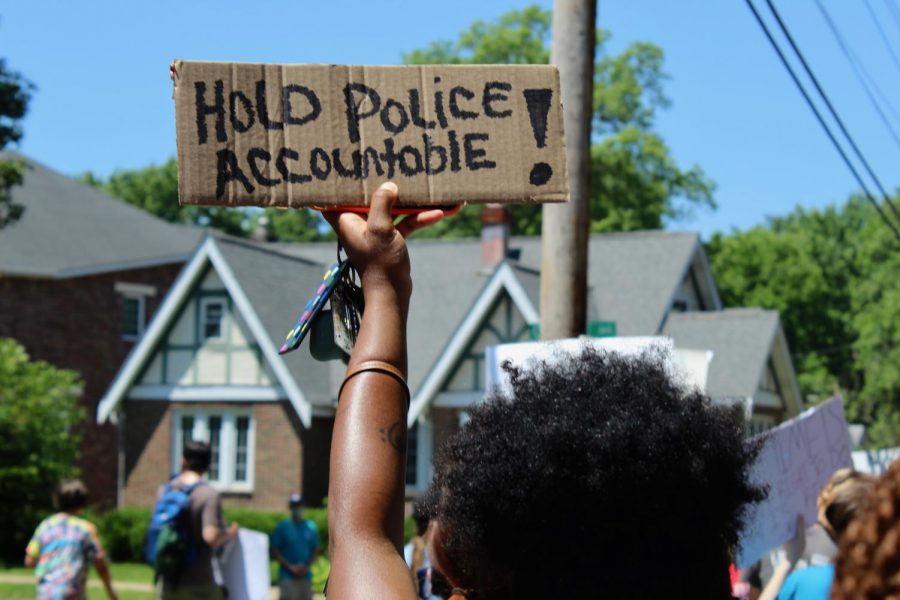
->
<box><xmin>852</xmin><ymin>446</ymin><xmax>900</xmax><ymax>475</ymax></box>
<box><xmin>737</xmin><ymin>397</ymin><xmax>852</xmax><ymax>568</ymax></box>
<box><xmin>486</xmin><ymin>336</ymin><xmax>710</xmax><ymax>393</ymax></box>
<box><xmin>222</xmin><ymin>528</ymin><xmax>271</xmax><ymax>600</ymax></box>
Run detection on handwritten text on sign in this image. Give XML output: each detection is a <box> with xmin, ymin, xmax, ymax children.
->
<box><xmin>173</xmin><ymin>62</ymin><xmax>568</xmax><ymax>207</ymax></box>
<box><xmin>736</xmin><ymin>397</ymin><xmax>853</xmax><ymax>568</ymax></box>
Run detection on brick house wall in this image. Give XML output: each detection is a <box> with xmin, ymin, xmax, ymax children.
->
<box><xmin>431</xmin><ymin>407</ymin><xmax>464</xmax><ymax>459</ymax></box>
<box><xmin>0</xmin><ymin>263</ymin><xmax>183</xmax><ymax>508</ymax></box>
<box><xmin>121</xmin><ymin>400</ymin><xmax>331</xmax><ymax>510</ymax></box>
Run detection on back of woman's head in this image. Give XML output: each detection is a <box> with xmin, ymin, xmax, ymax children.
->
<box><xmin>832</xmin><ymin>460</ymin><xmax>900</xmax><ymax>599</ymax></box>
<box><xmin>422</xmin><ymin>346</ymin><xmax>765</xmax><ymax>599</ymax></box>
<box><xmin>822</xmin><ymin>470</ymin><xmax>876</xmax><ymax>540</ymax></box>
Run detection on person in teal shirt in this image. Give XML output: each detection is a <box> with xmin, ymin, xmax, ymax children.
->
<box><xmin>271</xmin><ymin>493</ymin><xmax>319</xmax><ymax>600</ymax></box>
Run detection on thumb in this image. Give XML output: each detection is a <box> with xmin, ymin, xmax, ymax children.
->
<box><xmin>367</xmin><ymin>182</ymin><xmax>398</xmax><ymax>235</ymax></box>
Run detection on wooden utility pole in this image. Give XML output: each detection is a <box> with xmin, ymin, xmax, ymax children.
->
<box><xmin>540</xmin><ymin>0</ymin><xmax>597</xmax><ymax>340</ymax></box>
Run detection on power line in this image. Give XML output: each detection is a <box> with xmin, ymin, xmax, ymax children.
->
<box><xmin>863</xmin><ymin>0</ymin><xmax>900</xmax><ymax>75</ymax></box>
<box><xmin>813</xmin><ymin>0</ymin><xmax>900</xmax><ymax>153</ymax></box>
<box><xmin>764</xmin><ymin>0</ymin><xmax>900</xmax><ymax>223</ymax></box>
<box><xmin>742</xmin><ymin>0</ymin><xmax>900</xmax><ymax>242</ymax></box>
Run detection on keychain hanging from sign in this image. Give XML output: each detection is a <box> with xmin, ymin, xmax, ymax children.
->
<box><xmin>279</xmin><ymin>244</ymin><xmax>364</xmax><ymax>359</ymax></box>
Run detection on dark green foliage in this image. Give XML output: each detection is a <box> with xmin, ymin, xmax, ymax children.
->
<box><xmin>92</xmin><ymin>506</ymin><xmax>335</xmax><ymax>562</ymax></box>
<box><xmin>81</xmin><ymin>159</ymin><xmax>250</xmax><ymax>237</ymax></box>
<box><xmin>80</xmin><ymin>158</ymin><xmax>335</xmax><ymax>243</ymax></box>
<box><xmin>0</xmin><ymin>339</ymin><xmax>83</xmax><ymax>561</ymax></box>
<box><xmin>0</xmin><ymin>58</ymin><xmax>33</xmax><ymax>229</ymax></box>
<box><xmin>404</xmin><ymin>4</ymin><xmax>714</xmax><ymax>237</ymax></box>
<box><xmin>707</xmin><ymin>196</ymin><xmax>900</xmax><ymax>447</ymax></box>
<box><xmin>99</xmin><ymin>507</ymin><xmax>152</xmax><ymax>562</ymax></box>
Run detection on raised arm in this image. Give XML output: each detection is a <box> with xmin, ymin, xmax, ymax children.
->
<box><xmin>324</xmin><ymin>183</ymin><xmax>443</xmax><ymax>599</ymax></box>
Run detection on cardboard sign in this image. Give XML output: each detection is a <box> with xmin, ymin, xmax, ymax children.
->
<box><xmin>736</xmin><ymin>397</ymin><xmax>853</xmax><ymax>568</ymax></box>
<box><xmin>173</xmin><ymin>60</ymin><xmax>568</xmax><ymax>208</ymax></box>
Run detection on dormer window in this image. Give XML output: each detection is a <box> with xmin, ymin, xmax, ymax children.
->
<box><xmin>202</xmin><ymin>299</ymin><xmax>224</xmax><ymax>340</ymax></box>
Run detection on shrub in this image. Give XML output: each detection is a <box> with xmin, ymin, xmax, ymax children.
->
<box><xmin>225</xmin><ymin>507</ymin><xmax>330</xmax><ymax>553</ymax></box>
<box><xmin>0</xmin><ymin>339</ymin><xmax>83</xmax><ymax>562</ymax></box>
<box><xmin>98</xmin><ymin>506</ymin><xmax>151</xmax><ymax>562</ymax></box>
<box><xmin>93</xmin><ymin>505</ymin><xmax>333</xmax><ymax>562</ymax></box>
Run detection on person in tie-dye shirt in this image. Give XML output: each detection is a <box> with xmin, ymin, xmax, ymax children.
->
<box><xmin>24</xmin><ymin>479</ymin><xmax>118</xmax><ymax>600</ymax></box>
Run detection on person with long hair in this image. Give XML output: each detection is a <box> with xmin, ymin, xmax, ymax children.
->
<box><xmin>832</xmin><ymin>460</ymin><xmax>900</xmax><ymax>599</ymax></box>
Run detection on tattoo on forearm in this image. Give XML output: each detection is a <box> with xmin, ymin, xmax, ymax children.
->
<box><xmin>378</xmin><ymin>421</ymin><xmax>406</xmax><ymax>452</ymax></box>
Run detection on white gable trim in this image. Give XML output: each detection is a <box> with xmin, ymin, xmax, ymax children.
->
<box><xmin>658</xmin><ymin>237</ymin><xmax>721</xmax><ymax>331</ymax></box>
<box><xmin>97</xmin><ymin>238</ymin><xmax>213</xmax><ymax>423</ymax></box>
<box><xmin>407</xmin><ymin>262</ymin><xmax>538</xmax><ymax>426</ymax></box>
<box><xmin>130</xmin><ymin>384</ymin><xmax>287</xmax><ymax>402</ymax></box>
<box><xmin>694</xmin><ymin>241</ymin><xmax>723</xmax><ymax>310</ymax></box>
<box><xmin>97</xmin><ymin>236</ymin><xmax>312</xmax><ymax>427</ymax></box>
<box><xmin>206</xmin><ymin>239</ymin><xmax>312</xmax><ymax>427</ymax></box>
<box><xmin>770</xmin><ymin>323</ymin><xmax>804</xmax><ymax>417</ymax></box>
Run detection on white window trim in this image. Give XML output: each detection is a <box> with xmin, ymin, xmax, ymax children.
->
<box><xmin>114</xmin><ymin>282</ymin><xmax>157</xmax><ymax>297</ymax></box>
<box><xmin>120</xmin><ymin>294</ymin><xmax>146</xmax><ymax>341</ymax></box>
<box><xmin>200</xmin><ymin>297</ymin><xmax>226</xmax><ymax>342</ymax></box>
<box><xmin>171</xmin><ymin>408</ymin><xmax>256</xmax><ymax>494</ymax></box>
<box><xmin>405</xmin><ymin>415</ymin><xmax>434</xmax><ymax>494</ymax></box>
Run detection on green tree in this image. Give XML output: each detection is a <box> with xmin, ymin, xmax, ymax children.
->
<box><xmin>404</xmin><ymin>5</ymin><xmax>714</xmax><ymax>237</ymax></box>
<box><xmin>83</xmin><ymin>158</ymin><xmax>249</xmax><ymax>235</ymax></box>
<box><xmin>258</xmin><ymin>208</ymin><xmax>335</xmax><ymax>243</ymax></box>
<box><xmin>82</xmin><ymin>158</ymin><xmax>334</xmax><ymax>242</ymax></box>
<box><xmin>0</xmin><ymin>338</ymin><xmax>83</xmax><ymax>560</ymax></box>
<box><xmin>707</xmin><ymin>197</ymin><xmax>900</xmax><ymax>447</ymax></box>
<box><xmin>0</xmin><ymin>58</ymin><xmax>34</xmax><ymax>229</ymax></box>
<box><xmin>847</xmin><ymin>206</ymin><xmax>900</xmax><ymax>446</ymax></box>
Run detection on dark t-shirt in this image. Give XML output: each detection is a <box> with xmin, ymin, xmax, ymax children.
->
<box><xmin>159</xmin><ymin>478</ymin><xmax>224</xmax><ymax>587</ymax></box>
<box><xmin>742</xmin><ymin>524</ymin><xmax>836</xmax><ymax>590</ymax></box>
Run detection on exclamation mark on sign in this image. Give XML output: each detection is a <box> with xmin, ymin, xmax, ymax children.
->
<box><xmin>523</xmin><ymin>88</ymin><xmax>554</xmax><ymax>186</ymax></box>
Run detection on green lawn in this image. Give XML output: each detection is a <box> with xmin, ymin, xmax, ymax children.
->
<box><xmin>1</xmin><ymin>562</ymin><xmax>155</xmax><ymax>600</ymax></box>
<box><xmin>3</xmin><ymin>558</ymin><xmax>330</xmax><ymax>596</ymax></box>
<box><xmin>2</xmin><ymin>562</ymin><xmax>154</xmax><ymax>582</ymax></box>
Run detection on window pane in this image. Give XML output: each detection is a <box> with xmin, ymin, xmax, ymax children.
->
<box><xmin>208</xmin><ymin>416</ymin><xmax>222</xmax><ymax>482</ymax></box>
<box><xmin>405</xmin><ymin>422</ymin><xmax>418</xmax><ymax>486</ymax></box>
<box><xmin>180</xmin><ymin>415</ymin><xmax>194</xmax><ymax>447</ymax></box>
<box><xmin>234</xmin><ymin>416</ymin><xmax>249</xmax><ymax>482</ymax></box>
<box><xmin>204</xmin><ymin>302</ymin><xmax>223</xmax><ymax>339</ymax></box>
<box><xmin>122</xmin><ymin>297</ymin><xmax>140</xmax><ymax>337</ymax></box>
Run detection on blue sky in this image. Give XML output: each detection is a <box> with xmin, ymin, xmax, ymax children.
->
<box><xmin>4</xmin><ymin>0</ymin><xmax>900</xmax><ymax>237</ymax></box>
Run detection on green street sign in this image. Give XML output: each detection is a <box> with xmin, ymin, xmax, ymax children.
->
<box><xmin>587</xmin><ymin>320</ymin><xmax>617</xmax><ymax>338</ymax></box>
<box><xmin>527</xmin><ymin>321</ymin><xmax>617</xmax><ymax>340</ymax></box>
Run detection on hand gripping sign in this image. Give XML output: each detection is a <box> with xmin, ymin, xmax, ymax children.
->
<box><xmin>172</xmin><ymin>61</ymin><xmax>568</xmax><ymax>208</ymax></box>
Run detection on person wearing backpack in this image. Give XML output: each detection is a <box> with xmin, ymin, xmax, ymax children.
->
<box><xmin>151</xmin><ymin>440</ymin><xmax>237</xmax><ymax>600</ymax></box>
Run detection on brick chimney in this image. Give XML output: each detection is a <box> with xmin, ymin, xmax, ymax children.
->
<box><xmin>481</xmin><ymin>203</ymin><xmax>510</xmax><ymax>266</ymax></box>
<box><xmin>251</xmin><ymin>216</ymin><xmax>277</xmax><ymax>242</ymax></box>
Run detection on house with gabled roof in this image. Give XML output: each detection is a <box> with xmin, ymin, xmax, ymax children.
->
<box><xmin>97</xmin><ymin>211</ymin><xmax>805</xmax><ymax>507</ymax></box>
<box><xmin>0</xmin><ymin>152</ymin><xmax>202</xmax><ymax>506</ymax></box>
<box><xmin>0</xmin><ymin>153</ymin><xmax>805</xmax><ymax>511</ymax></box>
<box><xmin>663</xmin><ymin>308</ymin><xmax>803</xmax><ymax>435</ymax></box>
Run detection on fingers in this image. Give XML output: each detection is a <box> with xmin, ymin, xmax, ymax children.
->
<box><xmin>322</xmin><ymin>209</ymin><xmax>365</xmax><ymax>241</ymax></box>
<box><xmin>397</xmin><ymin>209</ymin><xmax>445</xmax><ymax>238</ymax></box>
<box><xmin>367</xmin><ymin>182</ymin><xmax>398</xmax><ymax>236</ymax></box>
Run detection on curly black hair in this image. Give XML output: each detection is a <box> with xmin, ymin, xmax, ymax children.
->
<box><xmin>421</xmin><ymin>345</ymin><xmax>765</xmax><ymax>599</ymax></box>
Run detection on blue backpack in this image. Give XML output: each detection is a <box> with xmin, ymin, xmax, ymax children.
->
<box><xmin>144</xmin><ymin>480</ymin><xmax>204</xmax><ymax>581</ymax></box>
